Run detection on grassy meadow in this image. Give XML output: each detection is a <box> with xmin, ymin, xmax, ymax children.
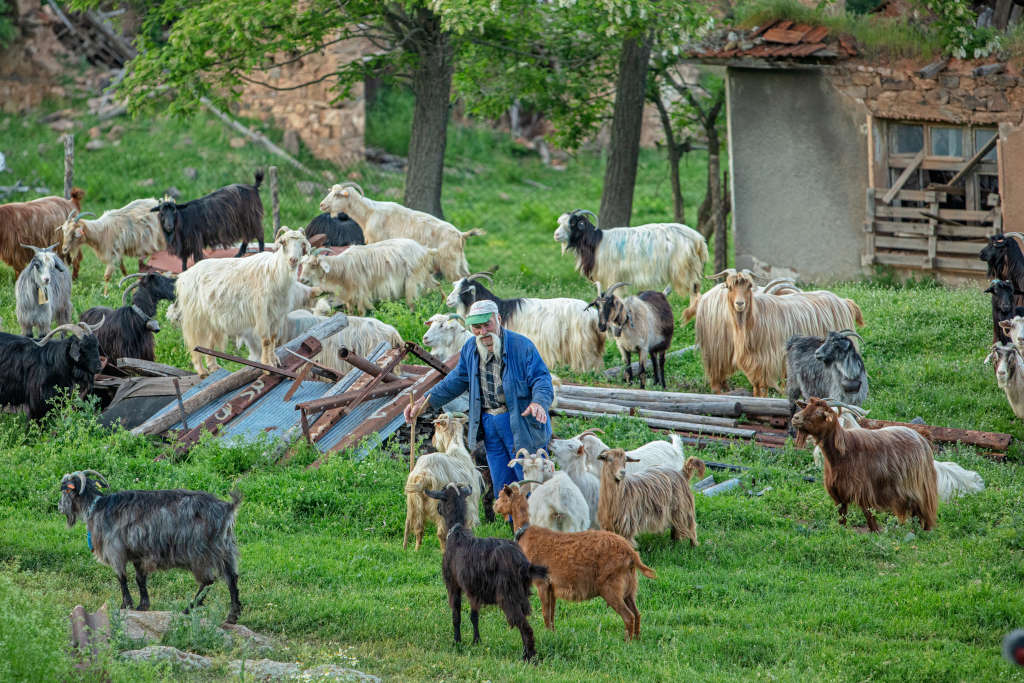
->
<box><xmin>1</xmin><ymin>91</ymin><xmax>1024</xmax><ymax>681</ymax></box>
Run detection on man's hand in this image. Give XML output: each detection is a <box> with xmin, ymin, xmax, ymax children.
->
<box><xmin>404</xmin><ymin>395</ymin><xmax>430</xmax><ymax>425</ymax></box>
<box><xmin>521</xmin><ymin>401</ymin><xmax>547</xmax><ymax>424</ymax></box>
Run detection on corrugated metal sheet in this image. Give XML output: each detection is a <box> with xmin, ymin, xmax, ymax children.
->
<box><xmin>219</xmin><ymin>377</ymin><xmax>334</xmax><ymax>443</ymax></box>
<box><xmin>316</xmin><ymin>396</ymin><xmax>393</xmax><ymax>452</ymax></box>
<box><xmin>145</xmin><ymin>368</ymin><xmax>232</xmax><ymax>423</ymax></box>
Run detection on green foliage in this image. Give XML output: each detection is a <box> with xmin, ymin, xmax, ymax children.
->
<box><xmin>914</xmin><ymin>0</ymin><xmax>1001</xmax><ymax>58</ymax></box>
<box><xmin>0</xmin><ymin>0</ymin><xmax>16</xmax><ymax>50</ymax></box>
<box><xmin>0</xmin><ymin>571</ymin><xmax>67</xmax><ymax>681</ymax></box>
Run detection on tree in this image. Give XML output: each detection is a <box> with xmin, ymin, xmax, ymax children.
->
<box><xmin>74</xmin><ymin>0</ymin><xmax>494</xmax><ymax>218</ymax></box>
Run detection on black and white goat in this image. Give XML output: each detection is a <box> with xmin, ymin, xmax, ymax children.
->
<box><xmin>985</xmin><ymin>279</ymin><xmax>1024</xmax><ymax>344</ymax></box>
<box><xmin>304</xmin><ymin>211</ymin><xmax>364</xmax><ymax>247</ymax></box>
<box><xmin>58</xmin><ymin>470</ymin><xmax>242</xmax><ymax>624</ymax></box>
<box><xmin>426</xmin><ymin>483</ymin><xmax>547</xmax><ymax>661</ymax></box>
<box><xmin>586</xmin><ymin>282</ymin><xmax>674</xmax><ymax>388</ymax></box>
<box><xmin>15</xmin><ymin>243</ymin><xmax>73</xmax><ymax>337</ymax></box>
<box><xmin>0</xmin><ymin>320</ymin><xmax>103</xmax><ymax>420</ymax></box>
<box><xmin>980</xmin><ymin>233</ymin><xmax>1024</xmax><ymax>308</ymax></box>
<box><xmin>151</xmin><ymin>171</ymin><xmax>265</xmax><ymax>271</ymax></box>
<box><xmin>80</xmin><ymin>272</ymin><xmax>177</xmax><ymax>363</ymax></box>
<box><xmin>785</xmin><ymin>330</ymin><xmax>868</xmax><ymax>410</ymax></box>
<box><xmin>554</xmin><ymin>209</ymin><xmax>708</xmax><ymax>321</ymax></box>
<box><xmin>446</xmin><ymin>272</ymin><xmax>605</xmax><ymax>372</ymax></box>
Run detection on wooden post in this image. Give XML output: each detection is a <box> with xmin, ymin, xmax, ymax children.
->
<box><xmin>63</xmin><ymin>134</ymin><xmax>74</xmax><ymax>199</ymax></box>
<box><xmin>927</xmin><ymin>191</ymin><xmax>938</xmax><ymax>270</ymax></box>
<box><xmin>863</xmin><ymin>187</ymin><xmax>876</xmax><ymax>268</ymax></box>
<box><xmin>269</xmin><ymin>165</ymin><xmax>280</xmax><ymax>231</ymax></box>
<box><xmin>408</xmin><ymin>395</ymin><xmax>417</xmax><ymax>472</ymax></box>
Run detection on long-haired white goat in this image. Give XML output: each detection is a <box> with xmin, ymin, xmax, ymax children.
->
<box><xmin>174</xmin><ymin>227</ymin><xmax>311</xmax><ymax>376</ymax></box>
<box><xmin>510</xmin><ymin>448</ymin><xmax>591</xmax><ymax>532</ymax></box>
<box><xmin>319</xmin><ymin>182</ymin><xmax>485</xmax><ymax>281</ymax></box>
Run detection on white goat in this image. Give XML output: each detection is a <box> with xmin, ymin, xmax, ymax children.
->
<box><xmin>404</xmin><ymin>413</ymin><xmax>484</xmax><ymax>551</ymax></box>
<box><xmin>423</xmin><ymin>313</ymin><xmax>472</xmax><ymax>362</ymax></box>
<box><xmin>299</xmin><ymin>239</ymin><xmax>437</xmax><ymax>314</ymax></box>
<box><xmin>15</xmin><ymin>243</ymin><xmax>73</xmax><ymax>337</ymax></box>
<box><xmin>319</xmin><ymin>182</ymin><xmax>485</xmax><ymax>281</ymax></box>
<box><xmin>546</xmin><ymin>436</ymin><xmax>601</xmax><ymax>529</ymax></box>
<box><xmin>574</xmin><ymin>430</ymin><xmax>685</xmax><ymax>477</ymax></box>
<box><xmin>986</xmin><ymin>342</ymin><xmax>1024</xmax><ymax>419</ymax></box>
<box><xmin>510</xmin><ymin>448</ymin><xmax>590</xmax><ymax>532</ymax></box>
<box><xmin>174</xmin><ymin>227</ymin><xmax>310</xmax><ymax>376</ymax></box>
<box><xmin>554</xmin><ymin>209</ymin><xmax>708</xmax><ymax>320</ymax></box>
<box><xmin>54</xmin><ymin>201</ymin><xmax>165</xmax><ymax>296</ymax></box>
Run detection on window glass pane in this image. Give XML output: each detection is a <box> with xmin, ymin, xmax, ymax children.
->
<box><xmin>931</xmin><ymin>127</ymin><xmax>963</xmax><ymax>157</ymax></box>
<box><xmin>891</xmin><ymin>124</ymin><xmax>923</xmax><ymax>154</ymax></box>
<box><xmin>980</xmin><ymin>174</ymin><xmax>1000</xmax><ymax>206</ymax></box>
<box><xmin>976</xmin><ymin>129</ymin><xmax>998</xmax><ymax>161</ymax></box>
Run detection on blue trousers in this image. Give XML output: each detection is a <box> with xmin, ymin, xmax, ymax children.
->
<box><xmin>481</xmin><ymin>412</ymin><xmax>524</xmax><ymax>497</ymax></box>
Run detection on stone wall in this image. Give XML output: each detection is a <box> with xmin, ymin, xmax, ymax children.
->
<box><xmin>0</xmin><ymin>4</ymin><xmax>70</xmax><ymax>113</ymax></box>
<box><xmin>234</xmin><ymin>38</ymin><xmax>370</xmax><ymax>168</ymax></box>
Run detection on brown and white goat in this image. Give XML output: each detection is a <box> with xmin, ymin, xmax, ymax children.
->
<box><xmin>494</xmin><ymin>483</ymin><xmax>656</xmax><ymax>641</ymax></box>
<box><xmin>792</xmin><ymin>397</ymin><xmax>937</xmax><ymax>532</ymax></box>
<box><xmin>717</xmin><ymin>269</ymin><xmax>863</xmax><ymax>396</ymax></box>
<box><xmin>0</xmin><ymin>189</ymin><xmax>85</xmax><ymax>279</ymax></box>
<box><xmin>586</xmin><ymin>281</ymin><xmax>674</xmax><ymax>388</ymax></box>
<box><xmin>596</xmin><ymin>448</ymin><xmax>705</xmax><ymax>547</ymax></box>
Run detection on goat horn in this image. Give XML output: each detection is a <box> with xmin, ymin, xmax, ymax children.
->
<box><xmin>606</xmin><ymin>282</ymin><xmax>630</xmax><ymax>297</ymax></box>
<box><xmin>836</xmin><ymin>329</ymin><xmax>863</xmax><ymax>342</ymax></box>
<box><xmin>576</xmin><ymin>428</ymin><xmax>605</xmax><ymax>438</ymax></box>
<box><xmin>446</xmin><ymin>313</ymin><xmax>465</xmax><ymax>322</ymax></box>
<box><xmin>467</xmin><ymin>271</ymin><xmax>493</xmax><ymax>283</ymax></box>
<box><xmin>338</xmin><ymin>181</ymin><xmax>364</xmax><ymax>195</ymax></box>
<box><xmin>80</xmin><ymin>469</ymin><xmax>109</xmax><ymax>488</ymax></box>
<box><xmin>19</xmin><ymin>243</ymin><xmax>42</xmax><ymax>254</ymax></box>
<box><xmin>518</xmin><ymin>479</ymin><xmax>544</xmax><ymax>487</ymax></box>
<box><xmin>121</xmin><ymin>282</ymin><xmax>141</xmax><ymax>306</ymax></box>
<box><xmin>34</xmin><ymin>323</ymin><xmax>89</xmax><ymax>345</ymax></box>
<box><xmin>571</xmin><ymin>208</ymin><xmax>598</xmax><ymax>226</ymax></box>
<box><xmin>825</xmin><ymin>399</ymin><xmax>868</xmax><ymax>417</ymax></box>
<box><xmin>80</xmin><ymin>316</ymin><xmax>105</xmax><ymax>335</ymax></box>
<box><xmin>118</xmin><ymin>272</ymin><xmax>146</xmax><ymax>288</ymax></box>
<box><xmin>710</xmin><ymin>268</ymin><xmax>736</xmax><ymax>280</ymax></box>
<box><xmin>515</xmin><ymin>448</ymin><xmax>531</xmax><ymax>458</ymax></box>
<box><xmin>77</xmin><ymin>212</ymin><xmax>95</xmax><ymax>219</ymax></box>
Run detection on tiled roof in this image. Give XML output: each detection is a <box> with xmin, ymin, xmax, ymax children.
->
<box><xmin>687</xmin><ymin>19</ymin><xmax>858</xmax><ymax>62</ymax></box>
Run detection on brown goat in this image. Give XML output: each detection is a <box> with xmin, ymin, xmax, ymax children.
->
<box><xmin>494</xmin><ymin>483</ymin><xmax>656</xmax><ymax>641</ymax></box>
<box><xmin>0</xmin><ymin>190</ymin><xmax>85</xmax><ymax>279</ymax></box>
<box><xmin>597</xmin><ymin>448</ymin><xmax>705</xmax><ymax>547</ymax></box>
<box><xmin>792</xmin><ymin>397</ymin><xmax>937</xmax><ymax>532</ymax></box>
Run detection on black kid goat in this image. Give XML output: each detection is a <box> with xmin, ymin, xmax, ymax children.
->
<box><xmin>426</xmin><ymin>483</ymin><xmax>547</xmax><ymax>661</ymax></box>
<box><xmin>58</xmin><ymin>470</ymin><xmax>243</xmax><ymax>624</ymax></box>
<box><xmin>984</xmin><ymin>279</ymin><xmax>1024</xmax><ymax>344</ymax></box>
<box><xmin>151</xmin><ymin>170</ymin><xmax>265</xmax><ymax>271</ymax></box>
<box><xmin>304</xmin><ymin>211</ymin><xmax>364</xmax><ymax>247</ymax></box>
<box><xmin>80</xmin><ymin>272</ymin><xmax>176</xmax><ymax>363</ymax></box>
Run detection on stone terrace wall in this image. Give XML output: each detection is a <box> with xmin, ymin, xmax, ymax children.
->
<box><xmin>234</xmin><ymin>38</ymin><xmax>369</xmax><ymax>168</ymax></box>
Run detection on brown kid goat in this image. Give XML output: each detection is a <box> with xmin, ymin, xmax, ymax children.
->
<box><xmin>0</xmin><ymin>189</ymin><xmax>85</xmax><ymax>279</ymax></box>
<box><xmin>597</xmin><ymin>448</ymin><xmax>705</xmax><ymax>548</ymax></box>
<box><xmin>791</xmin><ymin>397</ymin><xmax>937</xmax><ymax>532</ymax></box>
<box><xmin>494</xmin><ymin>483</ymin><xmax>656</xmax><ymax>641</ymax></box>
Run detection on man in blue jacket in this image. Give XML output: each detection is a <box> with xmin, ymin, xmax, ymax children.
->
<box><xmin>404</xmin><ymin>299</ymin><xmax>553</xmax><ymax>495</ymax></box>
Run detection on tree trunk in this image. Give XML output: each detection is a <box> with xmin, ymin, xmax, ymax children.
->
<box><xmin>652</xmin><ymin>91</ymin><xmax>685</xmax><ymax>224</ymax></box>
<box><xmin>599</xmin><ymin>34</ymin><xmax>652</xmax><ymax>229</ymax></box>
<box><xmin>404</xmin><ymin>10</ymin><xmax>454</xmax><ymax>219</ymax></box>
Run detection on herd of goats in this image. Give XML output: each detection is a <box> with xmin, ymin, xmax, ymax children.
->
<box><xmin>1</xmin><ymin>168</ymin><xmax>1014</xmax><ymax>661</ymax></box>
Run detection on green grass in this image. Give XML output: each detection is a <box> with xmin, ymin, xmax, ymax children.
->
<box><xmin>1</xmin><ymin>91</ymin><xmax>1023</xmax><ymax>681</ymax></box>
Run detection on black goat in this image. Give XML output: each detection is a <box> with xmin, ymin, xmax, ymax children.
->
<box><xmin>304</xmin><ymin>211</ymin><xmax>364</xmax><ymax>247</ymax></box>
<box><xmin>58</xmin><ymin>470</ymin><xmax>242</xmax><ymax>624</ymax></box>
<box><xmin>980</xmin><ymin>233</ymin><xmax>1024</xmax><ymax>307</ymax></box>
<box><xmin>786</xmin><ymin>330</ymin><xmax>868</xmax><ymax>412</ymax></box>
<box><xmin>151</xmin><ymin>170</ymin><xmax>265</xmax><ymax>271</ymax></box>
<box><xmin>448</xmin><ymin>272</ymin><xmax>528</xmax><ymax>323</ymax></box>
<box><xmin>0</xmin><ymin>320</ymin><xmax>103</xmax><ymax>420</ymax></box>
<box><xmin>984</xmin><ymin>279</ymin><xmax>1024</xmax><ymax>344</ymax></box>
<box><xmin>80</xmin><ymin>273</ymin><xmax>176</xmax><ymax>363</ymax></box>
<box><xmin>426</xmin><ymin>484</ymin><xmax>546</xmax><ymax>661</ymax></box>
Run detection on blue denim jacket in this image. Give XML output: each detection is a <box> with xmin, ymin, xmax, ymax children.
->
<box><xmin>428</xmin><ymin>329</ymin><xmax>553</xmax><ymax>452</ymax></box>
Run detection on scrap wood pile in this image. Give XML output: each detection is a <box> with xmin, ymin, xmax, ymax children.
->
<box><xmin>553</xmin><ymin>383</ymin><xmax>1012</xmax><ymax>459</ymax></box>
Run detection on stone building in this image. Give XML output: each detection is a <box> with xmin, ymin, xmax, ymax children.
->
<box><xmin>687</xmin><ymin>18</ymin><xmax>1024</xmax><ymax>284</ymax></box>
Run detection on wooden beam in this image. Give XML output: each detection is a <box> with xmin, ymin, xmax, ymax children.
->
<box><xmin>858</xmin><ymin>418</ymin><xmax>1010</xmax><ymax>452</ymax></box>
<box><xmin>193</xmin><ymin>346</ymin><xmax>306</xmax><ymax>380</ymax></box>
<box><xmin>882</xmin><ymin>149</ymin><xmax>925</xmax><ymax>205</ymax></box>
<box><xmin>116</xmin><ymin>358</ymin><xmax>195</xmax><ymax>377</ymax></box>
<box><xmin>946</xmin><ymin>134</ymin><xmax>998</xmax><ymax>188</ymax></box>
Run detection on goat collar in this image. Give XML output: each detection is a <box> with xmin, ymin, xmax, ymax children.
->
<box><xmin>514</xmin><ymin>523</ymin><xmax>530</xmax><ymax>542</ymax></box>
<box><xmin>131</xmin><ymin>305</ymin><xmax>160</xmax><ymax>331</ymax></box>
<box><xmin>446</xmin><ymin>522</ymin><xmax>463</xmax><ymax>539</ymax></box>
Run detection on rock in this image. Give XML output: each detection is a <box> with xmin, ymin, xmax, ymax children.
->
<box><xmin>227</xmin><ymin>660</ymin><xmax>381</xmax><ymax>681</ymax></box>
<box><xmin>106</xmin><ymin>125</ymin><xmax>125</xmax><ymax>140</ymax></box>
<box><xmin>220</xmin><ymin>623</ymin><xmax>277</xmax><ymax>652</ymax></box>
<box><xmin>904</xmin><ymin>532</ymin><xmax>916</xmax><ymax>542</ymax></box>
<box><xmin>120</xmin><ymin>610</ymin><xmax>176</xmax><ymax>641</ymax></box>
<box><xmin>84</xmin><ymin>139</ymin><xmax>107</xmax><ymax>151</ymax></box>
<box><xmin>120</xmin><ymin>645</ymin><xmax>212</xmax><ymax>671</ymax></box>
<box><xmin>165</xmin><ymin>186</ymin><xmax>181</xmax><ymax>199</ymax></box>
<box><xmin>910</xmin><ymin>417</ymin><xmax>926</xmax><ymax>425</ymax></box>
<box><xmin>296</xmin><ymin>181</ymin><xmax>319</xmax><ymax>197</ymax></box>
<box><xmin>49</xmin><ymin>119</ymin><xmax>74</xmax><ymax>133</ymax></box>
<box><xmin>184</xmin><ymin>167</ymin><xmax>198</xmax><ymax>181</ymax></box>
<box><xmin>229</xmin><ymin>137</ymin><xmax>247</xmax><ymax>149</ymax></box>
<box><xmin>88</xmin><ymin>126</ymin><xmax>101</xmax><ymax>139</ymax></box>
<box><xmin>283</xmin><ymin>129</ymin><xmax>300</xmax><ymax>155</ymax></box>
<box><xmin>137</xmin><ymin>178</ymin><xmax>155</xmax><ymax>187</ymax></box>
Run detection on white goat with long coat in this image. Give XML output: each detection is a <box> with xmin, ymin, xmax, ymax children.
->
<box><xmin>54</xmin><ymin>201</ymin><xmax>165</xmax><ymax>295</ymax></box>
<box><xmin>174</xmin><ymin>227</ymin><xmax>311</xmax><ymax>376</ymax></box>
<box><xmin>510</xmin><ymin>449</ymin><xmax>591</xmax><ymax>533</ymax></box>
<box><xmin>15</xmin><ymin>244</ymin><xmax>73</xmax><ymax>337</ymax></box>
<box><xmin>319</xmin><ymin>182</ymin><xmax>485</xmax><ymax>281</ymax></box>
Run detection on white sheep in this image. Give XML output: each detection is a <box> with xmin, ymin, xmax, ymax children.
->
<box><xmin>546</xmin><ymin>436</ymin><xmax>601</xmax><ymax>529</ymax></box>
<box><xmin>299</xmin><ymin>239</ymin><xmax>438</xmax><ymax>314</ymax></box>
<box><xmin>554</xmin><ymin>209</ymin><xmax>708</xmax><ymax>321</ymax></box>
<box><xmin>173</xmin><ymin>227</ymin><xmax>311</xmax><ymax>376</ymax></box>
<box><xmin>319</xmin><ymin>182</ymin><xmax>485</xmax><ymax>281</ymax></box>
<box><xmin>404</xmin><ymin>413</ymin><xmax>484</xmax><ymax>551</ymax></box>
<box><xmin>54</xmin><ymin>201</ymin><xmax>165</xmax><ymax>296</ymax></box>
<box><xmin>510</xmin><ymin>448</ymin><xmax>590</xmax><ymax>533</ymax></box>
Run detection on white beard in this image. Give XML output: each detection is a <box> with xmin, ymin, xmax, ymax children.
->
<box><xmin>475</xmin><ymin>332</ymin><xmax>502</xmax><ymax>360</ymax></box>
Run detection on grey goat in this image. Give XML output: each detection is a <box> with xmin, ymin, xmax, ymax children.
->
<box><xmin>15</xmin><ymin>243</ymin><xmax>72</xmax><ymax>337</ymax></box>
<box><xmin>585</xmin><ymin>281</ymin><xmax>674</xmax><ymax>388</ymax></box>
<box><xmin>785</xmin><ymin>330</ymin><xmax>868</xmax><ymax>411</ymax></box>
<box><xmin>58</xmin><ymin>470</ymin><xmax>242</xmax><ymax>624</ymax></box>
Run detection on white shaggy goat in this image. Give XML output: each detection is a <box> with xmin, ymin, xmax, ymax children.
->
<box><xmin>174</xmin><ymin>227</ymin><xmax>310</xmax><ymax>376</ymax></box>
<box><xmin>718</xmin><ymin>269</ymin><xmax>863</xmax><ymax>397</ymax></box>
<box><xmin>15</xmin><ymin>244</ymin><xmax>73</xmax><ymax>337</ymax></box>
<box><xmin>55</xmin><ymin>200</ymin><xmax>165</xmax><ymax>295</ymax></box>
<box><xmin>299</xmin><ymin>239</ymin><xmax>438</xmax><ymax>314</ymax></box>
<box><xmin>422</xmin><ymin>313</ymin><xmax>472</xmax><ymax>361</ymax></box>
<box><xmin>570</xmin><ymin>430</ymin><xmax>685</xmax><ymax>478</ymax></box>
<box><xmin>319</xmin><ymin>182</ymin><xmax>485</xmax><ymax>281</ymax></box>
<box><xmin>510</xmin><ymin>448</ymin><xmax>591</xmax><ymax>532</ymax></box>
<box><xmin>597</xmin><ymin>448</ymin><xmax>706</xmax><ymax>547</ymax></box>
<box><xmin>403</xmin><ymin>413</ymin><xmax>484</xmax><ymax>551</ymax></box>
<box><xmin>446</xmin><ymin>274</ymin><xmax>606</xmax><ymax>372</ymax></box>
<box><xmin>546</xmin><ymin>436</ymin><xmax>601</xmax><ymax>529</ymax></box>
<box><xmin>986</xmin><ymin>342</ymin><xmax>1024</xmax><ymax>419</ymax></box>
<box><xmin>554</xmin><ymin>209</ymin><xmax>708</xmax><ymax>320</ymax></box>
<box><xmin>280</xmin><ymin>312</ymin><xmax>403</xmax><ymax>375</ymax></box>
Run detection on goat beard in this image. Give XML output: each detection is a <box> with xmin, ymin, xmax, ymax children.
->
<box><xmin>794</xmin><ymin>429</ymin><xmax>808</xmax><ymax>449</ymax></box>
<box><xmin>475</xmin><ymin>332</ymin><xmax>501</xmax><ymax>359</ymax></box>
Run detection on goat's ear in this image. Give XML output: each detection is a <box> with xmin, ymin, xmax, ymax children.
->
<box><xmin>320</xmin><ymin>259</ymin><xmax>331</xmax><ymax>274</ymax></box>
<box><xmin>68</xmin><ymin>338</ymin><xmax>81</xmax><ymax>361</ymax></box>
<box><xmin>596</xmin><ymin>451</ymin><xmax>609</xmax><ymax>462</ymax></box>
<box><xmin>576</xmin><ymin>444</ymin><xmax>584</xmax><ymax>456</ymax></box>
<box><xmin>149</xmin><ymin>206</ymin><xmax>159</xmax><ymax>212</ymax></box>
<box><xmin>458</xmin><ymin>485</ymin><xmax>472</xmax><ymax>497</ymax></box>
<box><xmin>625</xmin><ymin>456</ymin><xmax>641</xmax><ymax>463</ymax></box>
<box><xmin>984</xmin><ymin>285</ymin><xmax>995</xmax><ymax>294</ymax></box>
<box><xmin>1000</xmin><ymin>320</ymin><xmax>1014</xmax><ymax>334</ymax></box>
<box><xmin>985</xmin><ymin>350</ymin><xmax>997</xmax><ymax>365</ymax></box>
<box><xmin>795</xmin><ymin>399</ymin><xmax>808</xmax><ymax>409</ymax></box>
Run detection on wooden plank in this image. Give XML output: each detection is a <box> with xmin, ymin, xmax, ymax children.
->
<box><xmin>864</xmin><ymin>187</ymin><xmax>876</xmax><ymax>267</ymax></box>
<box><xmin>933</xmin><ymin>256</ymin><xmax>989</xmax><ymax>272</ymax></box>
<box><xmin>557</xmin><ymin>384</ymin><xmax>792</xmax><ymax>416</ymax></box>
<box><xmin>935</xmin><ymin>240</ymin><xmax>990</xmax><ymax>255</ymax></box>
<box><xmin>132</xmin><ymin>368</ymin><xmax>262</xmax><ymax>436</ymax></box>
<box><xmin>116</xmin><ymin>358</ymin><xmax>194</xmax><ymax>377</ymax></box>
<box><xmin>858</xmin><ymin>417</ymin><xmax>1010</xmax><ymax>451</ymax></box>
<box><xmin>875</xmin><ymin>235</ymin><xmax>928</xmax><ymax>251</ymax></box>
<box><xmin>928</xmin><ymin>194</ymin><xmax>939</xmax><ymax>268</ymax></box>
<box><xmin>553</xmin><ymin>397</ymin><xmax>738</xmax><ymax>427</ymax></box>
<box><xmin>890</xmin><ymin>189</ymin><xmax>948</xmax><ymax>202</ymax></box>
<box><xmin>304</xmin><ymin>349</ymin><xmax>405</xmax><ymax>443</ymax></box>
<box><xmin>550</xmin><ymin>408</ymin><xmax>758</xmax><ymax>439</ymax></box>
<box><xmin>872</xmin><ymin>252</ymin><xmax>929</xmax><ymax>268</ymax></box>
<box><xmin>947</xmin><ymin>134</ymin><xmax>998</xmax><ymax>187</ymax></box>
<box><xmin>875</xmin><ymin>205</ymin><xmax>995</xmax><ymax>224</ymax></box>
<box><xmin>883</xmin><ymin>149</ymin><xmax>925</xmax><ymax>204</ymax></box>
<box><xmin>873</xmin><ymin>252</ymin><xmax>988</xmax><ymax>272</ymax></box>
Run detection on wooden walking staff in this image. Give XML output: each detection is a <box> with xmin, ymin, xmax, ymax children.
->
<box><xmin>408</xmin><ymin>394</ymin><xmax>425</xmax><ymax>472</ymax></box>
